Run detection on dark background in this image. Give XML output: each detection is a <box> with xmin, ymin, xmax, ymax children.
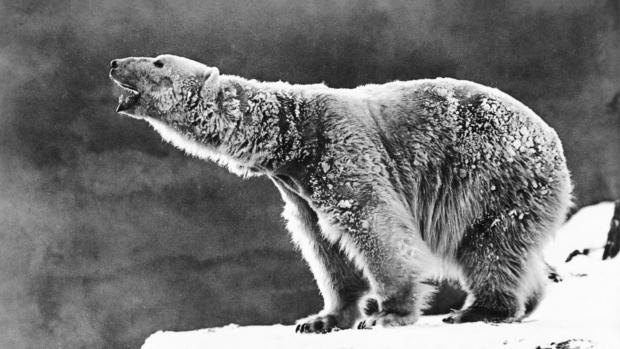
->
<box><xmin>1</xmin><ymin>1</ymin><xmax>618</xmax><ymax>348</ymax></box>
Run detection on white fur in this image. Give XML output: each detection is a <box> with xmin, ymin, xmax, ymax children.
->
<box><xmin>275</xmin><ymin>183</ymin><xmax>340</xmax><ymax>312</ymax></box>
<box><xmin>312</xmin><ymin>208</ymin><xmax>379</xmax><ymax>289</ymax></box>
<box><xmin>426</xmin><ymin>256</ymin><xmax>467</xmax><ymax>284</ymax></box>
<box><xmin>145</xmin><ymin>118</ymin><xmax>257</xmax><ymax>177</ymax></box>
<box><xmin>516</xmin><ymin>250</ymin><xmax>546</xmax><ymax>316</ymax></box>
<box><xmin>314</xmin><ymin>212</ymin><xmax>343</xmax><ymax>245</ymax></box>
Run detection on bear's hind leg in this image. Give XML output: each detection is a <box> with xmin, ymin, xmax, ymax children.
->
<box><xmin>445</xmin><ymin>218</ymin><xmax>547</xmax><ymax>324</ymax></box>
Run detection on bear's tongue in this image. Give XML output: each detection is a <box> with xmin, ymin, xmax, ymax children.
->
<box><xmin>117</xmin><ymin>88</ymin><xmax>140</xmax><ymax>112</ymax></box>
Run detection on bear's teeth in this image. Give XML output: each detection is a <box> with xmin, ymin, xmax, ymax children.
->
<box><xmin>116</xmin><ymin>90</ymin><xmax>140</xmax><ymax>112</ymax></box>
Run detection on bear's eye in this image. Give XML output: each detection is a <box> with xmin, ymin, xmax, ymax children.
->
<box><xmin>153</xmin><ymin>60</ymin><xmax>164</xmax><ymax>68</ymax></box>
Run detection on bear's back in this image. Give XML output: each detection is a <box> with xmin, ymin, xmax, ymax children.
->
<box><xmin>320</xmin><ymin>78</ymin><xmax>570</xmax><ymax>252</ymax></box>
<box><xmin>349</xmin><ymin>78</ymin><xmax>564</xmax><ymax>168</ymax></box>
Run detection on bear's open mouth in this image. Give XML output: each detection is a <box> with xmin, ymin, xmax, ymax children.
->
<box><xmin>115</xmin><ymin>82</ymin><xmax>141</xmax><ymax>112</ymax></box>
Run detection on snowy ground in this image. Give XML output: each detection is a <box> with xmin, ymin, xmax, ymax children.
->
<box><xmin>142</xmin><ymin>202</ymin><xmax>620</xmax><ymax>349</ymax></box>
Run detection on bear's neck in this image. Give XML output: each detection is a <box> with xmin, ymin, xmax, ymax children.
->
<box><xmin>202</xmin><ymin>75</ymin><xmax>324</xmax><ymax>176</ymax></box>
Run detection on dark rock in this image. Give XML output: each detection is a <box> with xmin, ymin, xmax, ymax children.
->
<box><xmin>602</xmin><ymin>200</ymin><xmax>620</xmax><ymax>260</ymax></box>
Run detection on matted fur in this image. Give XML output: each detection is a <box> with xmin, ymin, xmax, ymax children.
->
<box><xmin>109</xmin><ymin>54</ymin><xmax>573</xmax><ymax>332</ymax></box>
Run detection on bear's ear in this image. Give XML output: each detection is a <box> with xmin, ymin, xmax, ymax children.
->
<box><xmin>200</xmin><ymin>67</ymin><xmax>220</xmax><ymax>99</ymax></box>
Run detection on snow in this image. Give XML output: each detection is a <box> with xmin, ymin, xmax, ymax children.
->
<box><xmin>141</xmin><ymin>202</ymin><xmax>620</xmax><ymax>349</ymax></box>
<box><xmin>544</xmin><ymin>202</ymin><xmax>616</xmax><ymax>266</ymax></box>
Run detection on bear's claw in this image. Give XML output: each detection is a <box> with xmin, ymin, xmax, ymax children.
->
<box><xmin>355</xmin><ymin>311</ymin><xmax>418</xmax><ymax>329</ymax></box>
<box><xmin>443</xmin><ymin>307</ymin><xmax>518</xmax><ymax>324</ymax></box>
<box><xmin>295</xmin><ymin>314</ymin><xmax>338</xmax><ymax>334</ymax></box>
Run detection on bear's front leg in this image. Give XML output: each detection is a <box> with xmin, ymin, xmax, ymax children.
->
<box><xmin>315</xmin><ymin>193</ymin><xmax>434</xmax><ymax>330</ymax></box>
<box><xmin>273</xmin><ymin>179</ymin><xmax>369</xmax><ymax>333</ymax></box>
<box><xmin>356</xmin><ymin>205</ymin><xmax>434</xmax><ymax>329</ymax></box>
<box><xmin>295</xmin><ymin>304</ymin><xmax>362</xmax><ymax>334</ymax></box>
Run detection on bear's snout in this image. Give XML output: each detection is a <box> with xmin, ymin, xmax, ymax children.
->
<box><xmin>109</xmin><ymin>58</ymin><xmax>134</xmax><ymax>83</ymax></box>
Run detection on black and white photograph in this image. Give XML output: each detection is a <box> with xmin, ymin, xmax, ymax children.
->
<box><xmin>1</xmin><ymin>1</ymin><xmax>619</xmax><ymax>348</ymax></box>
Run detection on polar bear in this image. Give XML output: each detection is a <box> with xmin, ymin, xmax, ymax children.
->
<box><xmin>109</xmin><ymin>54</ymin><xmax>572</xmax><ymax>333</ymax></box>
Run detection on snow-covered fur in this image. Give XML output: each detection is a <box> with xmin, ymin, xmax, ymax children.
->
<box><xmin>109</xmin><ymin>55</ymin><xmax>573</xmax><ymax>332</ymax></box>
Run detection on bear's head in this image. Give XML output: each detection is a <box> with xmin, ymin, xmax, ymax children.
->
<box><xmin>109</xmin><ymin>54</ymin><xmax>219</xmax><ymax>122</ymax></box>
